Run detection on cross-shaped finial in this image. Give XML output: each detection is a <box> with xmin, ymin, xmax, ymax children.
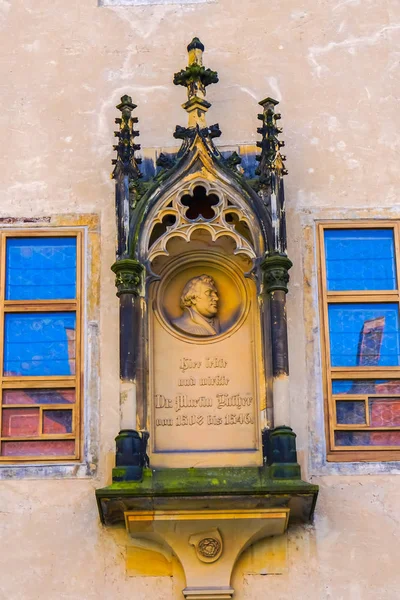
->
<box><xmin>173</xmin><ymin>38</ymin><xmax>219</xmax><ymax>128</ymax></box>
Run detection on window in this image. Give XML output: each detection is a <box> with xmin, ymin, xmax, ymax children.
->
<box><xmin>318</xmin><ymin>223</ymin><xmax>400</xmax><ymax>462</ymax></box>
<box><xmin>0</xmin><ymin>231</ymin><xmax>82</xmax><ymax>462</ymax></box>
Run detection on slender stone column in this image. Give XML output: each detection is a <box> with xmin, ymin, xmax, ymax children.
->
<box><xmin>111</xmin><ymin>258</ymin><xmax>145</xmax><ymax>429</ymax></box>
<box><xmin>111</xmin><ymin>93</ymin><xmax>144</xmax><ymax>428</ymax></box>
<box><xmin>261</xmin><ymin>252</ymin><xmax>293</xmax><ymax>427</ymax></box>
<box><xmin>111</xmin><ymin>259</ymin><xmax>147</xmax><ymax>481</ymax></box>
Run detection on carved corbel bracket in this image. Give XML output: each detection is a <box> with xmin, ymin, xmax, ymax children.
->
<box><xmin>124</xmin><ymin>507</ymin><xmax>289</xmax><ymax>599</ymax></box>
<box><xmin>111</xmin><ymin>258</ymin><xmax>145</xmax><ymax>297</ymax></box>
<box><xmin>261</xmin><ymin>253</ymin><xmax>293</xmax><ymax>294</ymax></box>
<box><xmin>96</xmin><ymin>466</ymin><xmax>318</xmax><ymax>597</ymax></box>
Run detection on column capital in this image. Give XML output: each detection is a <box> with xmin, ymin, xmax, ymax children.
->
<box><xmin>261</xmin><ymin>253</ymin><xmax>293</xmax><ymax>294</ymax></box>
<box><xmin>111</xmin><ymin>258</ymin><xmax>144</xmax><ymax>297</ymax></box>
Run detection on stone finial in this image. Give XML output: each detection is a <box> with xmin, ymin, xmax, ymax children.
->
<box><xmin>187</xmin><ymin>37</ymin><xmax>205</xmax><ymax>52</ymax></box>
<box><xmin>173</xmin><ymin>38</ymin><xmax>218</xmax><ymax>128</ymax></box>
<box><xmin>112</xmin><ymin>95</ymin><xmax>143</xmax><ymax>260</ymax></box>
<box><xmin>112</xmin><ymin>95</ymin><xmax>142</xmax><ymax>182</ymax></box>
<box><xmin>255</xmin><ymin>97</ymin><xmax>288</xmax><ymax>188</ymax></box>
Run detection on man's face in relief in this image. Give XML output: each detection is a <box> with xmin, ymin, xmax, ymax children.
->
<box><xmin>192</xmin><ymin>281</ymin><xmax>219</xmax><ymax>318</ymax></box>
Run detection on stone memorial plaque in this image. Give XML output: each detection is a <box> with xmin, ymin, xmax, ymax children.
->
<box><xmin>149</xmin><ymin>252</ymin><xmax>262</xmax><ymax>467</ymax></box>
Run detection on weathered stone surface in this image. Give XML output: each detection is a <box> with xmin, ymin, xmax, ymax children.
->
<box><xmin>1</xmin><ymin>0</ymin><xmax>400</xmax><ymax>598</ymax></box>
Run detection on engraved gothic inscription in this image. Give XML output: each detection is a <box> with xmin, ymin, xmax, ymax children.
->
<box><xmin>150</xmin><ymin>253</ymin><xmax>262</xmax><ymax>468</ymax></box>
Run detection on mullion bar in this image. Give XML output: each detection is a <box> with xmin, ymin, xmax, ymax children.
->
<box><xmin>317</xmin><ymin>224</ymin><xmax>335</xmax><ymax>450</ymax></box>
<box><xmin>393</xmin><ymin>223</ymin><xmax>400</xmax><ymax>294</ymax></box>
<box><xmin>331</xmin><ymin>368</ymin><xmax>400</xmax><ymax>377</ymax></box>
<box><xmin>4</xmin><ymin>303</ymin><xmax>77</xmax><ymax>313</ymax></box>
<box><xmin>327</xmin><ymin>291</ymin><xmax>398</xmax><ymax>296</ymax></box>
<box><xmin>74</xmin><ymin>230</ymin><xmax>82</xmax><ymax>461</ymax></box>
<box><xmin>327</xmin><ymin>294</ymin><xmax>399</xmax><ymax>303</ymax></box>
<box><xmin>2</xmin><ymin>230</ymin><xmax>79</xmax><ymax>238</ymax></box>
<box><xmin>2</xmin><ymin>404</ymin><xmax>74</xmax><ymax>409</ymax></box>
<box><xmin>1</xmin><ymin>454</ymin><xmax>76</xmax><ymax>462</ymax></box>
<box><xmin>2</xmin><ymin>378</ymin><xmax>75</xmax><ymax>387</ymax></box>
<box><xmin>333</xmin><ymin>445</ymin><xmax>400</xmax><ymax>451</ymax></box>
<box><xmin>321</xmin><ymin>221</ymin><xmax>398</xmax><ymax>230</ymax></box>
<box><xmin>1</xmin><ymin>435</ymin><xmax>75</xmax><ymax>441</ymax></box>
<box><xmin>334</xmin><ymin>426</ymin><xmax>400</xmax><ymax>431</ymax></box>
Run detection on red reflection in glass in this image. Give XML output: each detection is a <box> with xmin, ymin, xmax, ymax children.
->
<box><xmin>369</xmin><ymin>398</ymin><xmax>400</xmax><ymax>427</ymax></box>
<box><xmin>1</xmin><ymin>440</ymin><xmax>75</xmax><ymax>456</ymax></box>
<box><xmin>370</xmin><ymin>431</ymin><xmax>400</xmax><ymax>445</ymax></box>
<box><xmin>3</xmin><ymin>389</ymin><xmax>75</xmax><ymax>405</ymax></box>
<box><xmin>375</xmin><ymin>381</ymin><xmax>400</xmax><ymax>394</ymax></box>
<box><xmin>43</xmin><ymin>410</ymin><xmax>73</xmax><ymax>434</ymax></box>
<box><xmin>1</xmin><ymin>408</ymin><xmax>39</xmax><ymax>437</ymax></box>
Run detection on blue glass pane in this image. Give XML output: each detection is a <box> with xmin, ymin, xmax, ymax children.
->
<box><xmin>336</xmin><ymin>401</ymin><xmax>366</xmax><ymax>424</ymax></box>
<box><xmin>328</xmin><ymin>303</ymin><xmax>400</xmax><ymax>367</ymax></box>
<box><xmin>332</xmin><ymin>380</ymin><xmax>400</xmax><ymax>394</ymax></box>
<box><xmin>6</xmin><ymin>237</ymin><xmax>76</xmax><ymax>300</ymax></box>
<box><xmin>324</xmin><ymin>229</ymin><xmax>396</xmax><ymax>291</ymax></box>
<box><xmin>4</xmin><ymin>313</ymin><xmax>76</xmax><ymax>376</ymax></box>
<box><xmin>335</xmin><ymin>431</ymin><xmax>400</xmax><ymax>446</ymax></box>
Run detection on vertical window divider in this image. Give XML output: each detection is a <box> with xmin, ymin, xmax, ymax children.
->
<box><xmin>39</xmin><ymin>406</ymin><xmax>44</xmax><ymax>436</ymax></box>
<box><xmin>394</xmin><ymin>223</ymin><xmax>400</xmax><ymax>306</ymax></box>
<box><xmin>317</xmin><ymin>223</ymin><xmax>333</xmax><ymax>449</ymax></box>
<box><xmin>365</xmin><ymin>397</ymin><xmax>370</xmax><ymax>427</ymax></box>
<box><xmin>75</xmin><ymin>230</ymin><xmax>83</xmax><ymax>460</ymax></box>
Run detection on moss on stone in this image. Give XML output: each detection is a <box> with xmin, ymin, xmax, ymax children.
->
<box><xmin>97</xmin><ymin>465</ymin><xmax>318</xmax><ymax>498</ymax></box>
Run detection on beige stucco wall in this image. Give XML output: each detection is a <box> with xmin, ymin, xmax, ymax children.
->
<box><xmin>1</xmin><ymin>0</ymin><xmax>400</xmax><ymax>598</ymax></box>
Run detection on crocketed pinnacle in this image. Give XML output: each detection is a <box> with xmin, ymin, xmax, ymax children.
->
<box><xmin>112</xmin><ymin>95</ymin><xmax>142</xmax><ymax>182</ymax></box>
<box><xmin>173</xmin><ymin>38</ymin><xmax>219</xmax><ymax>128</ymax></box>
<box><xmin>255</xmin><ymin>97</ymin><xmax>287</xmax><ymax>187</ymax></box>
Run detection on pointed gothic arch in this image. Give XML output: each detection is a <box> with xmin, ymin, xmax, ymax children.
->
<box><xmin>110</xmin><ymin>37</ymin><xmax>293</xmax><ymax>460</ymax></box>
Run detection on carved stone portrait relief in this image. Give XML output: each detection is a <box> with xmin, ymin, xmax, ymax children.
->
<box><xmin>172</xmin><ymin>274</ymin><xmax>220</xmax><ymax>337</ymax></box>
<box><xmin>154</xmin><ymin>252</ymin><xmax>249</xmax><ymax>344</ymax></box>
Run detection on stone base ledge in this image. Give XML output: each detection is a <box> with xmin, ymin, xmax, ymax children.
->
<box><xmin>183</xmin><ymin>586</ymin><xmax>234</xmax><ymax>599</ymax></box>
<box><xmin>96</xmin><ymin>465</ymin><xmax>319</xmax><ymax>526</ymax></box>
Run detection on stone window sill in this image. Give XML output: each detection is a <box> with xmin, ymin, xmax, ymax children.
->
<box><xmin>0</xmin><ymin>461</ymin><xmax>97</xmax><ymax>480</ymax></box>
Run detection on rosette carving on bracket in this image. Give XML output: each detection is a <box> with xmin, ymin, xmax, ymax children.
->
<box><xmin>189</xmin><ymin>528</ymin><xmax>223</xmax><ymax>564</ymax></box>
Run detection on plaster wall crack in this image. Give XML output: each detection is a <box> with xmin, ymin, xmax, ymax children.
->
<box><xmin>371</xmin><ymin>493</ymin><xmax>400</xmax><ymax>528</ymax></box>
<box><xmin>308</xmin><ymin>23</ymin><xmax>400</xmax><ymax>77</ymax></box>
<box><xmin>333</xmin><ymin>0</ymin><xmax>360</xmax><ymax>11</ymax></box>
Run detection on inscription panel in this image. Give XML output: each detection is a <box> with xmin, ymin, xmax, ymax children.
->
<box><xmin>149</xmin><ymin>253</ymin><xmax>262</xmax><ymax>468</ymax></box>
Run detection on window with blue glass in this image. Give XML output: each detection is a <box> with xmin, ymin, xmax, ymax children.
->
<box><xmin>319</xmin><ymin>224</ymin><xmax>400</xmax><ymax>461</ymax></box>
<box><xmin>0</xmin><ymin>233</ymin><xmax>82</xmax><ymax>461</ymax></box>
